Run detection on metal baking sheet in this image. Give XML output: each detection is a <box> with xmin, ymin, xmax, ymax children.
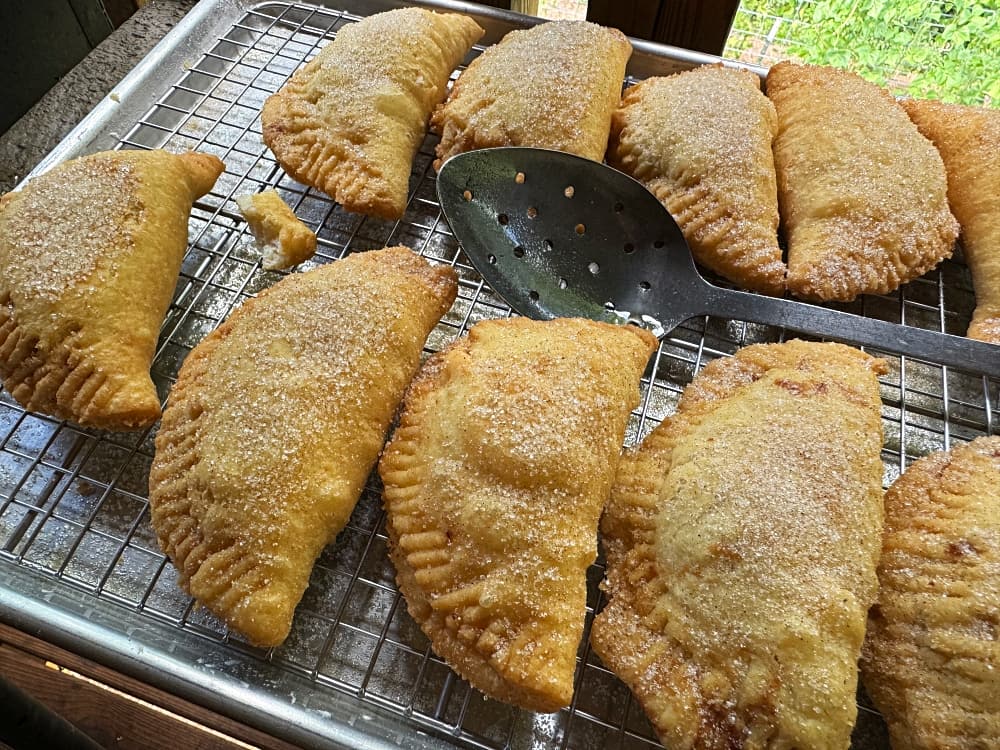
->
<box><xmin>1</xmin><ymin>1</ymin><xmax>994</xmax><ymax>748</ymax></box>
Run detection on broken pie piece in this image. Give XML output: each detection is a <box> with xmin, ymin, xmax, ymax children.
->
<box><xmin>767</xmin><ymin>62</ymin><xmax>958</xmax><ymax>302</ymax></box>
<box><xmin>0</xmin><ymin>148</ymin><xmax>223</xmax><ymax>430</ymax></box>
<box><xmin>431</xmin><ymin>20</ymin><xmax>632</xmax><ymax>169</ymax></box>
<box><xmin>261</xmin><ymin>8</ymin><xmax>483</xmax><ymax>219</ymax></box>
<box><xmin>903</xmin><ymin>99</ymin><xmax>1000</xmax><ymax>343</ymax></box>
<box><xmin>608</xmin><ymin>64</ymin><xmax>785</xmax><ymax>295</ymax></box>
<box><xmin>592</xmin><ymin>340</ymin><xmax>887</xmax><ymax>748</ymax></box>
<box><xmin>149</xmin><ymin>246</ymin><xmax>458</xmax><ymax>648</ymax></box>
<box><xmin>861</xmin><ymin>436</ymin><xmax>1000</xmax><ymax>750</ymax></box>
<box><xmin>236</xmin><ymin>189</ymin><xmax>317</xmax><ymax>271</ymax></box>
<box><xmin>380</xmin><ymin>317</ymin><xmax>657</xmax><ymax>711</ymax></box>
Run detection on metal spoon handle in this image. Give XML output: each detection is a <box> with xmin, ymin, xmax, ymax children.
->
<box><xmin>707</xmin><ymin>287</ymin><xmax>1000</xmax><ymax>378</ymax></box>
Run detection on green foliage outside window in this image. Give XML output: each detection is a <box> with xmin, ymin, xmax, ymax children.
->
<box><xmin>729</xmin><ymin>0</ymin><xmax>999</xmax><ymax>107</ymax></box>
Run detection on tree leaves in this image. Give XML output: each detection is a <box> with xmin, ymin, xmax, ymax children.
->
<box><xmin>728</xmin><ymin>0</ymin><xmax>998</xmax><ymax>107</ymax></box>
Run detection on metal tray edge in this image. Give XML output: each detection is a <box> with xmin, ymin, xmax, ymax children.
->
<box><xmin>0</xmin><ymin>562</ymin><xmax>457</xmax><ymax>750</ymax></box>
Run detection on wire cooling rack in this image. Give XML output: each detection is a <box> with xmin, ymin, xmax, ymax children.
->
<box><xmin>0</xmin><ymin>2</ymin><xmax>996</xmax><ymax>748</ymax></box>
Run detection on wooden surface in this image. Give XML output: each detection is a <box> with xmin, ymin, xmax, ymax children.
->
<box><xmin>0</xmin><ymin>623</ymin><xmax>300</xmax><ymax>750</ymax></box>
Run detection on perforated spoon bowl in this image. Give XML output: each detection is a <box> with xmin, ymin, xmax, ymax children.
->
<box><xmin>437</xmin><ymin>147</ymin><xmax>1000</xmax><ymax>379</ymax></box>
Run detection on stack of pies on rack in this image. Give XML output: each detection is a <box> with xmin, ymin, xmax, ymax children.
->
<box><xmin>6</xmin><ymin>10</ymin><xmax>1000</xmax><ymax>741</ymax></box>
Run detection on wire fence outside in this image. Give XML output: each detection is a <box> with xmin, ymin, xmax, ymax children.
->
<box><xmin>725</xmin><ymin>0</ymin><xmax>999</xmax><ymax>107</ymax></box>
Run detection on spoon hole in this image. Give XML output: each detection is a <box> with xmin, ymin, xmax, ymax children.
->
<box><xmin>487</xmin><ymin>254</ymin><xmax>497</xmax><ymax>265</ymax></box>
<box><xmin>497</xmin><ymin>213</ymin><xmax>509</xmax><ymax>226</ymax></box>
<box><xmin>558</xmin><ymin>277</ymin><xmax>568</xmax><ymax>290</ymax></box>
<box><xmin>564</xmin><ymin>186</ymin><xmax>575</xmax><ymax>198</ymax></box>
<box><xmin>654</xmin><ymin>240</ymin><xmax>664</xmax><ymax>249</ymax></box>
<box><xmin>575</xmin><ymin>224</ymin><xmax>586</xmax><ymax>235</ymax></box>
<box><xmin>639</xmin><ymin>281</ymin><xmax>651</xmax><ymax>291</ymax></box>
<box><xmin>588</xmin><ymin>262</ymin><xmax>600</xmax><ymax>275</ymax></box>
<box><xmin>544</xmin><ymin>239</ymin><xmax>554</xmax><ymax>251</ymax></box>
<box><xmin>527</xmin><ymin>207</ymin><xmax>538</xmax><ymax>219</ymax></box>
<box><xmin>623</xmin><ymin>243</ymin><xmax>634</xmax><ymax>254</ymax></box>
<box><xmin>462</xmin><ymin>189</ymin><xmax>473</xmax><ymax>201</ymax></box>
<box><xmin>515</xmin><ymin>172</ymin><xmax>525</xmax><ymax>184</ymax></box>
<box><xmin>513</xmin><ymin>246</ymin><xmax>525</xmax><ymax>258</ymax></box>
<box><xmin>613</xmin><ymin>201</ymin><xmax>624</xmax><ymax>213</ymax></box>
<box><xmin>528</xmin><ymin>290</ymin><xmax>540</xmax><ymax>301</ymax></box>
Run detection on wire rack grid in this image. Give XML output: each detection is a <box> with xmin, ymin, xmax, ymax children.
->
<box><xmin>0</xmin><ymin>2</ymin><xmax>995</xmax><ymax>749</ymax></box>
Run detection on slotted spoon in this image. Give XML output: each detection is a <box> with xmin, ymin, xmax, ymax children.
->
<box><xmin>436</xmin><ymin>147</ymin><xmax>1000</xmax><ymax>379</ymax></box>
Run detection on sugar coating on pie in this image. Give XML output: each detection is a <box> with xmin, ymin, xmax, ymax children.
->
<box><xmin>261</xmin><ymin>8</ymin><xmax>483</xmax><ymax>220</ymax></box>
<box><xmin>861</xmin><ymin>436</ymin><xmax>1000</xmax><ymax>749</ymax></box>
<box><xmin>0</xmin><ymin>149</ymin><xmax>223</xmax><ymax>430</ymax></box>
<box><xmin>767</xmin><ymin>62</ymin><xmax>958</xmax><ymax>302</ymax></box>
<box><xmin>431</xmin><ymin>20</ymin><xmax>632</xmax><ymax>170</ymax></box>
<box><xmin>592</xmin><ymin>340</ymin><xmax>887</xmax><ymax>749</ymax></box>
<box><xmin>903</xmin><ymin>99</ymin><xmax>1000</xmax><ymax>344</ymax></box>
<box><xmin>379</xmin><ymin>317</ymin><xmax>657</xmax><ymax>711</ymax></box>
<box><xmin>149</xmin><ymin>246</ymin><xmax>458</xmax><ymax>648</ymax></box>
<box><xmin>236</xmin><ymin>189</ymin><xmax>317</xmax><ymax>271</ymax></box>
<box><xmin>608</xmin><ymin>64</ymin><xmax>784</xmax><ymax>295</ymax></box>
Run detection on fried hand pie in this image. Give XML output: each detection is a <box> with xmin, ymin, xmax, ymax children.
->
<box><xmin>608</xmin><ymin>65</ymin><xmax>784</xmax><ymax>295</ymax></box>
<box><xmin>432</xmin><ymin>20</ymin><xmax>631</xmax><ymax>169</ymax></box>
<box><xmin>904</xmin><ymin>99</ymin><xmax>1000</xmax><ymax>344</ymax></box>
<box><xmin>593</xmin><ymin>340</ymin><xmax>887</xmax><ymax>749</ymax></box>
<box><xmin>767</xmin><ymin>62</ymin><xmax>958</xmax><ymax>302</ymax></box>
<box><xmin>262</xmin><ymin>8</ymin><xmax>483</xmax><ymax>219</ymax></box>
<box><xmin>0</xmin><ymin>149</ymin><xmax>223</xmax><ymax>430</ymax></box>
<box><xmin>862</xmin><ymin>436</ymin><xmax>1000</xmax><ymax>749</ymax></box>
<box><xmin>380</xmin><ymin>317</ymin><xmax>656</xmax><ymax>711</ymax></box>
<box><xmin>149</xmin><ymin>246</ymin><xmax>458</xmax><ymax>647</ymax></box>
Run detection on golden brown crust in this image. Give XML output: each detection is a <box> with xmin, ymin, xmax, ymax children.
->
<box><xmin>593</xmin><ymin>340</ymin><xmax>887</xmax><ymax>749</ymax></box>
<box><xmin>608</xmin><ymin>65</ymin><xmax>785</xmax><ymax>295</ymax></box>
<box><xmin>767</xmin><ymin>62</ymin><xmax>958</xmax><ymax>302</ymax></box>
<box><xmin>236</xmin><ymin>189</ymin><xmax>317</xmax><ymax>271</ymax></box>
<box><xmin>861</xmin><ymin>436</ymin><xmax>1000</xmax><ymax>749</ymax></box>
<box><xmin>380</xmin><ymin>317</ymin><xmax>656</xmax><ymax>711</ymax></box>
<box><xmin>149</xmin><ymin>246</ymin><xmax>457</xmax><ymax>647</ymax></box>
<box><xmin>903</xmin><ymin>99</ymin><xmax>1000</xmax><ymax>344</ymax></box>
<box><xmin>0</xmin><ymin>149</ymin><xmax>223</xmax><ymax>430</ymax></box>
<box><xmin>431</xmin><ymin>20</ymin><xmax>631</xmax><ymax>170</ymax></box>
<box><xmin>261</xmin><ymin>9</ymin><xmax>482</xmax><ymax>219</ymax></box>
